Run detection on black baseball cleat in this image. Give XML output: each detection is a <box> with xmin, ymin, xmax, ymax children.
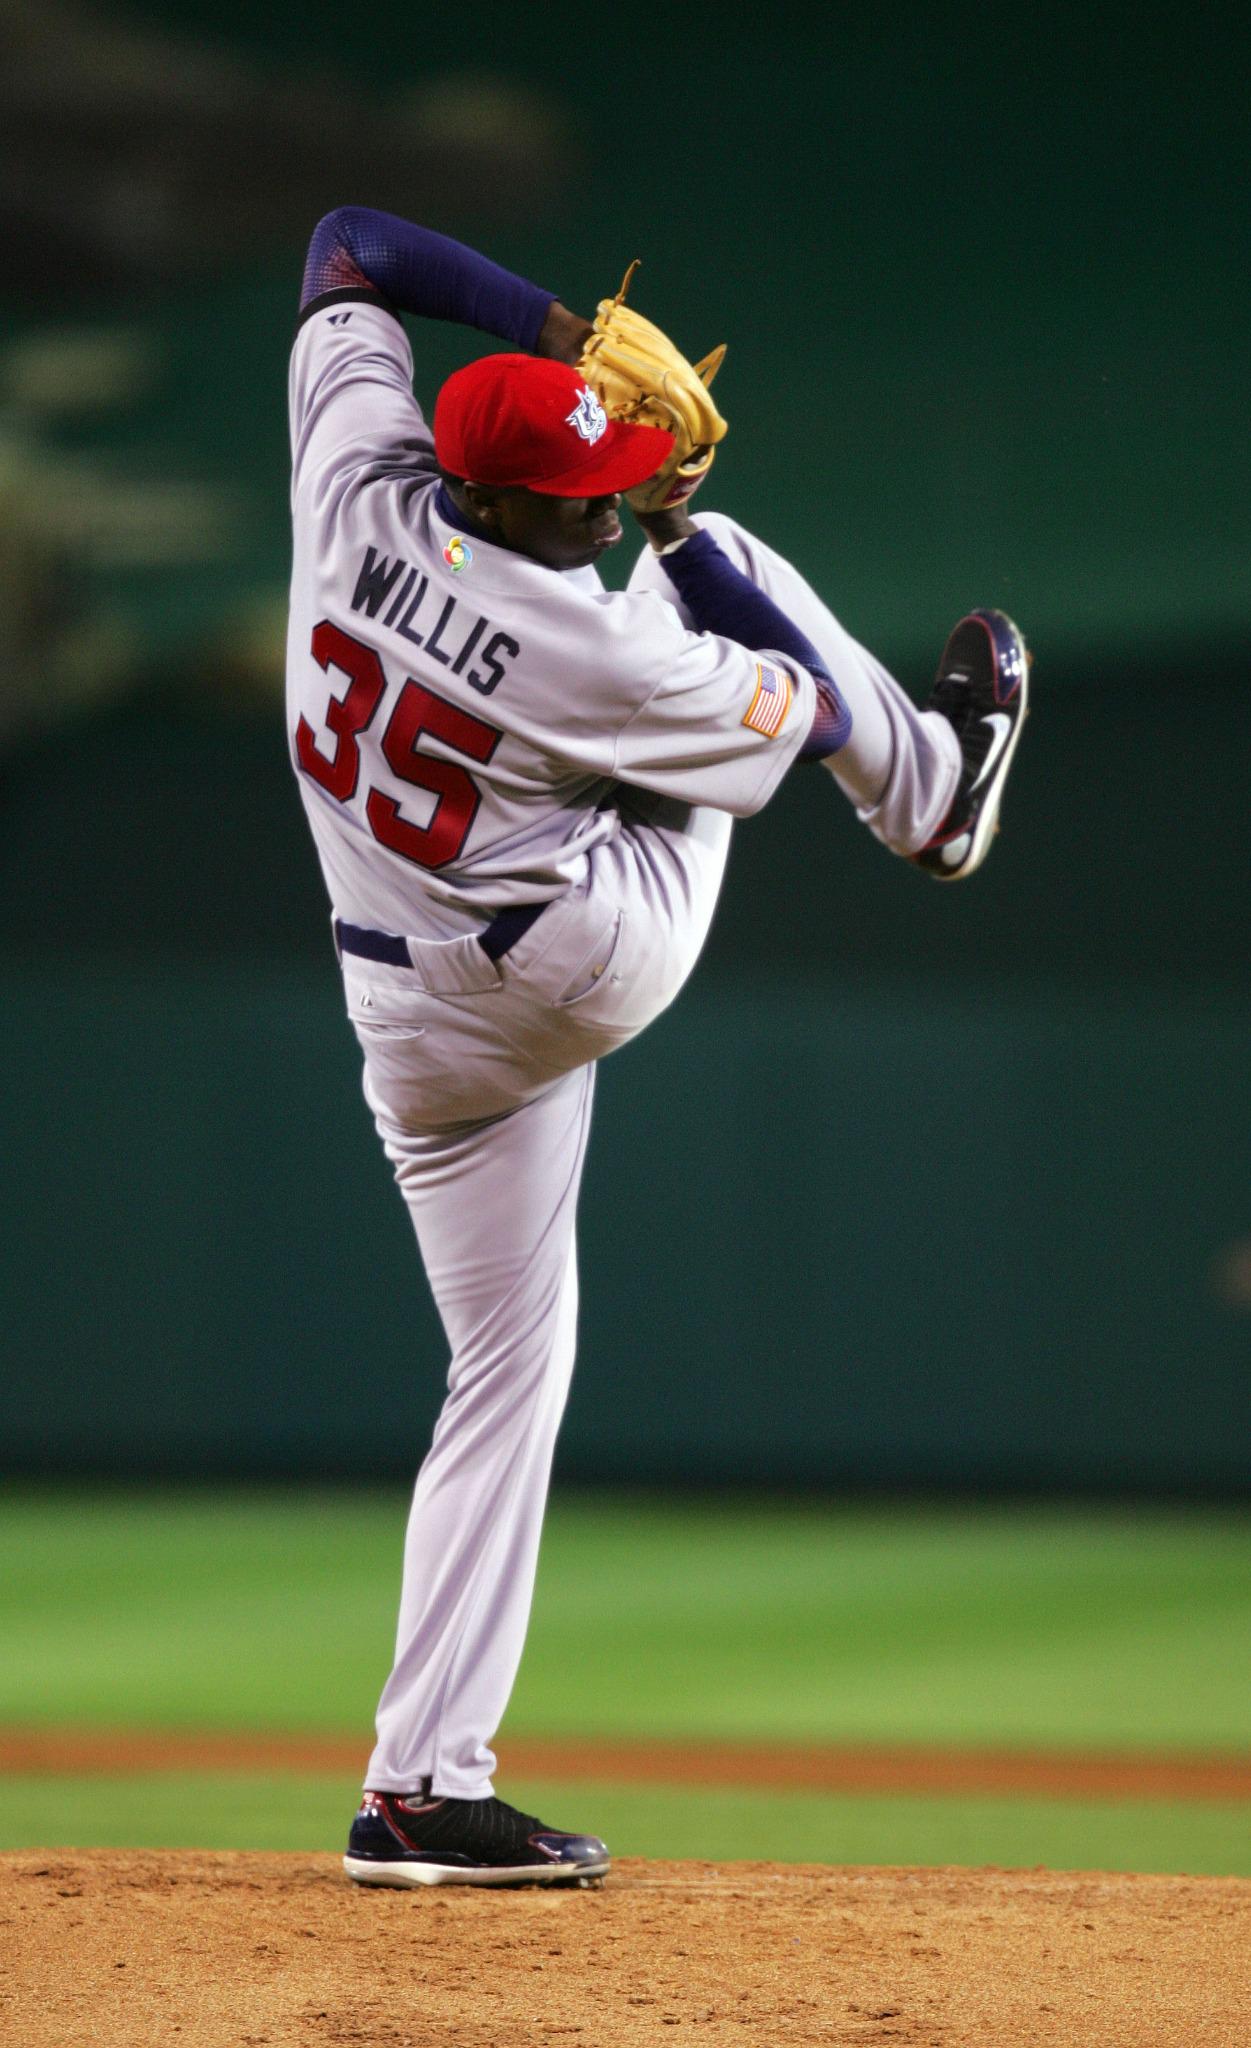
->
<box><xmin>911</xmin><ymin>609</ymin><xmax>1029</xmax><ymax>881</ymax></box>
<box><xmin>343</xmin><ymin>1787</ymin><xmax>611</xmax><ymax>1888</ymax></box>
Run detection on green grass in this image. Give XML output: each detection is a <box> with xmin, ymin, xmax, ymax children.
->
<box><xmin>2</xmin><ymin>1488</ymin><xmax>1250</xmax><ymax>1874</ymax></box>
<box><xmin>2</xmin><ymin>1773</ymin><xmax>1248</xmax><ymax>1878</ymax></box>
<box><xmin>3</xmin><ymin>1489</ymin><xmax>1249</xmax><ymax>1751</ymax></box>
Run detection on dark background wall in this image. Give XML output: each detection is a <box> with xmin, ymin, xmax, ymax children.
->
<box><xmin>2</xmin><ymin>1</ymin><xmax>1247</xmax><ymax>1490</ymax></box>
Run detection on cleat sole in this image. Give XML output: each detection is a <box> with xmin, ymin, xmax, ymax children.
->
<box><xmin>344</xmin><ymin>1853</ymin><xmax>611</xmax><ymax>1889</ymax></box>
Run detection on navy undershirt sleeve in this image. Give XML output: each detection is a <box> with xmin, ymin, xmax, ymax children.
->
<box><xmin>660</xmin><ymin>529</ymin><xmax>852</xmax><ymax>757</ymax></box>
<box><xmin>300</xmin><ymin>206</ymin><xmax>556</xmax><ymax>354</ymax></box>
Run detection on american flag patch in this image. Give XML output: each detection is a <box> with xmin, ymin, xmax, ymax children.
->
<box><xmin>742</xmin><ymin>661</ymin><xmax>793</xmax><ymax>739</ymax></box>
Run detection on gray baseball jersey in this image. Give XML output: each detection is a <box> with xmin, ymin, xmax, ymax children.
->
<box><xmin>287</xmin><ymin>303</ymin><xmax>818</xmax><ymax>943</ymax></box>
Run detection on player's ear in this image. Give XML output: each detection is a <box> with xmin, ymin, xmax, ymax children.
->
<box><xmin>462</xmin><ymin>482</ymin><xmax>505</xmax><ymax>531</ymax></box>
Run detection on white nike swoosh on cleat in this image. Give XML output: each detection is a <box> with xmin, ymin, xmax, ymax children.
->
<box><xmin>969</xmin><ymin>712</ymin><xmax>1012</xmax><ymax>793</ymax></box>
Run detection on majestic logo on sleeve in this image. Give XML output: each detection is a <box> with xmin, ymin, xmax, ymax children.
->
<box><xmin>565</xmin><ymin>385</ymin><xmax>608</xmax><ymax>444</ymax></box>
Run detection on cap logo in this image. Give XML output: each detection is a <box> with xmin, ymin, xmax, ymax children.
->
<box><xmin>565</xmin><ymin>385</ymin><xmax>608</xmax><ymax>445</ymax></box>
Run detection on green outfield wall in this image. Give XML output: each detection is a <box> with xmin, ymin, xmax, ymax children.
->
<box><xmin>2</xmin><ymin>947</ymin><xmax>1247</xmax><ymax>1491</ymax></box>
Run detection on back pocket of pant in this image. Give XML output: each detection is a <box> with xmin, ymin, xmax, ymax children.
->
<box><xmin>553</xmin><ymin>911</ymin><xmax>626</xmax><ymax>1010</ymax></box>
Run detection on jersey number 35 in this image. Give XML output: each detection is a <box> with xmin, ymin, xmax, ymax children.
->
<box><xmin>296</xmin><ymin>620</ymin><xmax>502</xmax><ymax>870</ymax></box>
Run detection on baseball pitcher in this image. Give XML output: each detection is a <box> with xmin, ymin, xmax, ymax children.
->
<box><xmin>286</xmin><ymin>206</ymin><xmax>1028</xmax><ymax>1887</ymax></box>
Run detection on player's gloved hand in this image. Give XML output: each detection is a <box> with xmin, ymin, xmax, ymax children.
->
<box><xmin>576</xmin><ymin>264</ymin><xmax>727</xmax><ymax>514</ymax></box>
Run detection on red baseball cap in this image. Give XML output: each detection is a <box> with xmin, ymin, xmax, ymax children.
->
<box><xmin>434</xmin><ymin>353</ymin><xmax>674</xmax><ymax>497</ymax></box>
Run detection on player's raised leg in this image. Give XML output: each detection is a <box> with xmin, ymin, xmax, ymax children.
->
<box><xmin>629</xmin><ymin>513</ymin><xmax>1026</xmax><ymax>875</ymax></box>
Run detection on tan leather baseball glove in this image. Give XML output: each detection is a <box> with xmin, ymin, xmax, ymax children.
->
<box><xmin>577</xmin><ymin>263</ymin><xmax>727</xmax><ymax>513</ymax></box>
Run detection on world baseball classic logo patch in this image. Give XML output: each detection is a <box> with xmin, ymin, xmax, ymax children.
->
<box><xmin>742</xmin><ymin>661</ymin><xmax>793</xmax><ymax>739</ymax></box>
<box><xmin>442</xmin><ymin>535</ymin><xmax>473</xmax><ymax>572</ymax></box>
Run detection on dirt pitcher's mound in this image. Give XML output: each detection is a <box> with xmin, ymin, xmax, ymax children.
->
<box><xmin>2</xmin><ymin>1852</ymin><xmax>1248</xmax><ymax>2047</ymax></box>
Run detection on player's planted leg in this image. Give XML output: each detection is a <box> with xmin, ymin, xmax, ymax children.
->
<box><xmin>360</xmin><ymin>1064</ymin><xmax>594</xmax><ymax>1805</ymax></box>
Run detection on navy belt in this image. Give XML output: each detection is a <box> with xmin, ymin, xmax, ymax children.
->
<box><xmin>335</xmin><ymin>903</ymin><xmax>546</xmax><ymax>970</ymax></box>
